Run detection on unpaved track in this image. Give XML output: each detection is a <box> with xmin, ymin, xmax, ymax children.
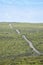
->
<box><xmin>16</xmin><ymin>29</ymin><xmax>20</xmax><ymax>34</ymax></box>
<box><xmin>22</xmin><ymin>35</ymin><xmax>41</xmax><ymax>55</ymax></box>
<box><xmin>15</xmin><ymin>29</ymin><xmax>42</xmax><ymax>55</ymax></box>
<box><xmin>9</xmin><ymin>24</ymin><xmax>13</xmax><ymax>29</ymax></box>
<box><xmin>8</xmin><ymin>24</ymin><xmax>42</xmax><ymax>55</ymax></box>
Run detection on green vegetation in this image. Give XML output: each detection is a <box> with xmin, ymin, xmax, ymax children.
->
<box><xmin>13</xmin><ymin>23</ymin><xmax>43</xmax><ymax>52</ymax></box>
<box><xmin>0</xmin><ymin>23</ymin><xmax>32</xmax><ymax>56</ymax></box>
<box><xmin>0</xmin><ymin>56</ymin><xmax>43</xmax><ymax>65</ymax></box>
<box><xmin>0</xmin><ymin>22</ymin><xmax>43</xmax><ymax>65</ymax></box>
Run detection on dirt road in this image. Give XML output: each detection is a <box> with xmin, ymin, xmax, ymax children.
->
<box><xmin>9</xmin><ymin>24</ymin><xmax>13</xmax><ymax>29</ymax></box>
<box><xmin>22</xmin><ymin>35</ymin><xmax>41</xmax><ymax>55</ymax></box>
<box><xmin>16</xmin><ymin>29</ymin><xmax>20</xmax><ymax>34</ymax></box>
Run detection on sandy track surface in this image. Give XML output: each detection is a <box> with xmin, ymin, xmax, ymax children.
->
<box><xmin>16</xmin><ymin>29</ymin><xmax>43</xmax><ymax>55</ymax></box>
<box><xmin>15</xmin><ymin>29</ymin><xmax>42</xmax><ymax>55</ymax></box>
<box><xmin>22</xmin><ymin>35</ymin><xmax>41</xmax><ymax>55</ymax></box>
<box><xmin>8</xmin><ymin>24</ymin><xmax>43</xmax><ymax>55</ymax></box>
<box><xmin>9</xmin><ymin>24</ymin><xmax>13</xmax><ymax>29</ymax></box>
<box><xmin>16</xmin><ymin>29</ymin><xmax>20</xmax><ymax>34</ymax></box>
